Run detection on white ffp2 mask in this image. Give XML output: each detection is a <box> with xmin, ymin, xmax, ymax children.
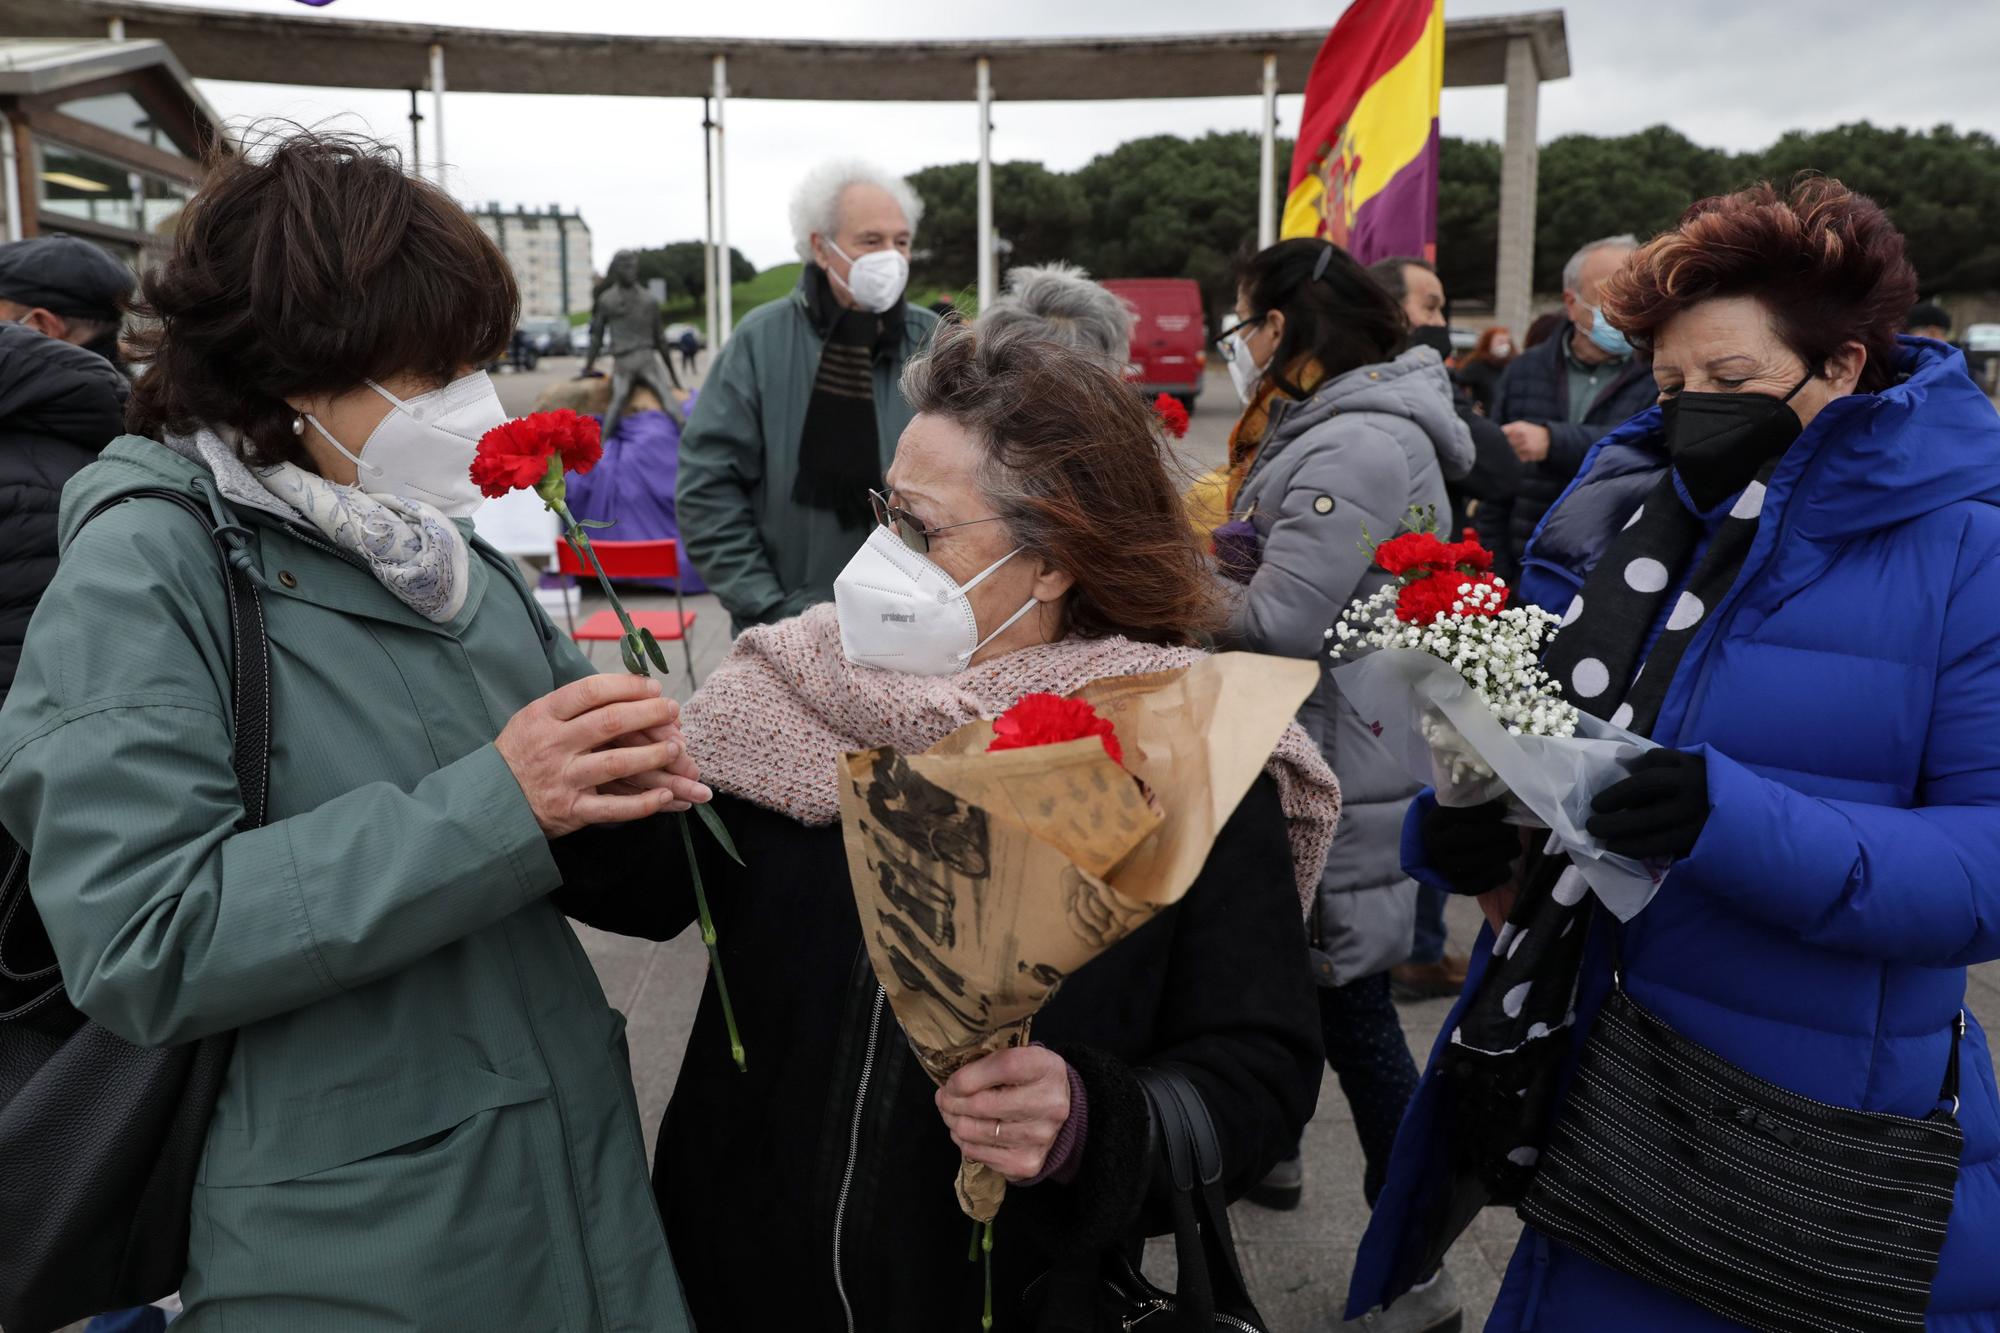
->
<box><xmin>825</xmin><ymin>240</ymin><xmax>910</xmax><ymax>315</ymax></box>
<box><xmin>1225</xmin><ymin>328</ymin><xmax>1271</xmax><ymax>405</ymax></box>
<box><xmin>834</xmin><ymin>526</ymin><xmax>1038</xmax><ymax>675</ymax></box>
<box><xmin>305</xmin><ymin>371</ymin><xmax>508</xmax><ymax>519</ymax></box>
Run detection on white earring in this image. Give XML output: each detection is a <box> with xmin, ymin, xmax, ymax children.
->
<box><xmin>291</xmin><ymin>414</ymin><xmax>305</xmax><ymax>437</ymax></box>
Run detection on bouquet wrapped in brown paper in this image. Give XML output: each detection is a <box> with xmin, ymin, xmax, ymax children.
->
<box><xmin>836</xmin><ymin>652</ymin><xmax>1319</xmax><ymax>1224</ymax></box>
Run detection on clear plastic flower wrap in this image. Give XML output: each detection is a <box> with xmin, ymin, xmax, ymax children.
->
<box><xmin>1327</xmin><ymin>511</ymin><xmax>1667</xmax><ymax>920</ymax></box>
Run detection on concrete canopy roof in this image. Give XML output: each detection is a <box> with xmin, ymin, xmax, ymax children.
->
<box><xmin>0</xmin><ymin>0</ymin><xmax>1569</xmax><ymax>100</ymax></box>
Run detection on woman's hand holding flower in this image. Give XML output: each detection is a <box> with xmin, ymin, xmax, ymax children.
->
<box><xmin>936</xmin><ymin>1046</ymin><xmax>1072</xmax><ymax>1183</ymax></box>
<box><xmin>497</xmin><ymin>674</ymin><xmax>712</xmax><ymax>837</ymax></box>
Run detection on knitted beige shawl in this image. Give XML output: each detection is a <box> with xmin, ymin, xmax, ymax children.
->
<box><xmin>681</xmin><ymin>605</ymin><xmax>1340</xmax><ymax>910</ymax></box>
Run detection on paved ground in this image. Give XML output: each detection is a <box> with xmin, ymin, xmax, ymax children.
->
<box><xmin>506</xmin><ymin>353</ymin><xmax>2000</xmax><ymax>1332</ymax></box>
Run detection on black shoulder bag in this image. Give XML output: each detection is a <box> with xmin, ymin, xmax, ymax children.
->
<box><xmin>1028</xmin><ymin>1066</ymin><xmax>1269</xmax><ymax>1332</ymax></box>
<box><xmin>0</xmin><ymin>485</ymin><xmax>271</xmax><ymax>1333</ymax></box>
<box><xmin>1518</xmin><ymin>941</ymin><xmax>1965</xmax><ymax>1333</ymax></box>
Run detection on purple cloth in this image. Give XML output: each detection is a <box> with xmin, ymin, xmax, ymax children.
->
<box><xmin>1211</xmin><ymin>518</ymin><xmax>1262</xmax><ymax>584</ymax></box>
<box><xmin>1024</xmin><ymin>1057</ymin><xmax>1088</xmax><ymax>1188</ymax></box>
<box><xmin>563</xmin><ymin>406</ymin><xmax>708</xmax><ymax>593</ymax></box>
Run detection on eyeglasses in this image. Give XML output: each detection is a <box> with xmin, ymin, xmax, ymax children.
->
<box><xmin>869</xmin><ymin>489</ymin><xmax>1005</xmax><ymax>555</ymax></box>
<box><xmin>1211</xmin><ymin>313</ymin><xmax>1267</xmax><ymax>360</ymax></box>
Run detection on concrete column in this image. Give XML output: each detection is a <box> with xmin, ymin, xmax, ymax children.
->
<box><xmin>0</xmin><ymin>116</ymin><xmax>20</xmax><ymax>243</ymax></box>
<box><xmin>1495</xmin><ymin>34</ymin><xmax>1540</xmax><ymax>339</ymax></box>
<box><xmin>702</xmin><ymin>95</ymin><xmax>717</xmax><ymax>346</ymax></box>
<box><xmin>1257</xmin><ymin>53</ymin><xmax>1278</xmax><ymax>249</ymax></box>
<box><xmin>713</xmin><ymin>55</ymin><xmax>732</xmax><ymax>343</ymax></box>
<box><xmin>429</xmin><ymin>43</ymin><xmax>447</xmax><ymax>192</ymax></box>
<box><xmin>976</xmin><ymin>57</ymin><xmax>994</xmax><ymax>311</ymax></box>
<box><xmin>107</xmin><ymin>17</ymin><xmax>125</xmax><ymax>41</ymax></box>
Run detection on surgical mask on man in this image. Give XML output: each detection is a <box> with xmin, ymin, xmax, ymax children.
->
<box><xmin>304</xmin><ymin>370</ymin><xmax>507</xmax><ymax>519</ymax></box>
<box><xmin>1583</xmin><ymin>305</ymin><xmax>1633</xmax><ymax>359</ymax></box>
<box><xmin>833</xmin><ymin>525</ymin><xmax>1039</xmax><ymax>675</ymax></box>
<box><xmin>824</xmin><ymin>239</ymin><xmax>910</xmax><ymax>315</ymax></box>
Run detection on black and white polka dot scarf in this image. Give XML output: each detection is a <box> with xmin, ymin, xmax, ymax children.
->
<box><xmin>1388</xmin><ymin>460</ymin><xmax>1782</xmax><ymax>1292</ymax></box>
<box><xmin>1542</xmin><ymin>456</ymin><xmax>1778</xmax><ymax>736</ymax></box>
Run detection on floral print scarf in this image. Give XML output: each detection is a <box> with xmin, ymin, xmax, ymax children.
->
<box><xmin>256</xmin><ymin>461</ymin><xmax>470</xmax><ymax>623</ymax></box>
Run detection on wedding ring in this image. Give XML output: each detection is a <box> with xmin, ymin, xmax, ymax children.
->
<box><xmin>991</xmin><ymin>1120</ymin><xmax>1003</xmax><ymax>1143</ymax></box>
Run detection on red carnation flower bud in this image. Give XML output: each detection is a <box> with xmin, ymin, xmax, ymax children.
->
<box><xmin>470</xmin><ymin>409</ymin><xmax>604</xmax><ymax>500</ymax></box>
<box><xmin>1152</xmin><ymin>392</ymin><xmax>1191</xmax><ymax>440</ymax></box>
<box><xmin>1373</xmin><ymin>531</ymin><xmax>1452</xmax><ymax>576</ymax></box>
<box><xmin>988</xmin><ymin>693</ymin><xmax>1125</xmax><ymax>767</ymax></box>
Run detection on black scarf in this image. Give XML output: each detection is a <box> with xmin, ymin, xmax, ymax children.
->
<box><xmin>1386</xmin><ymin>440</ymin><xmax>1788</xmax><ymax>1295</ymax></box>
<box><xmin>793</xmin><ymin>265</ymin><xmax>902</xmax><ymax>530</ymax></box>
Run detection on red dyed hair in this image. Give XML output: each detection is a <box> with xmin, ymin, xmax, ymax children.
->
<box><xmin>1599</xmin><ymin>176</ymin><xmax>1917</xmax><ymax>394</ymax></box>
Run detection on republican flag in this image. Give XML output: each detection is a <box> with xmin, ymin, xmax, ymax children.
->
<box><xmin>1281</xmin><ymin>0</ymin><xmax>1445</xmax><ymax>264</ymax></box>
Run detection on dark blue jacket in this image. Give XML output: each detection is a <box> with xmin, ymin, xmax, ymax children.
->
<box><xmin>1352</xmin><ymin>340</ymin><xmax>2000</xmax><ymax>1331</ymax></box>
<box><xmin>1474</xmin><ymin>322</ymin><xmax>1655</xmax><ymax>580</ymax></box>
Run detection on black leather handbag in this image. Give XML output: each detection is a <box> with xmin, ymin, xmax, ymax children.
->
<box><xmin>1027</xmin><ymin>1066</ymin><xmax>1269</xmax><ymax>1332</ymax></box>
<box><xmin>0</xmin><ymin>486</ymin><xmax>271</xmax><ymax>1333</ymax></box>
<box><xmin>1519</xmin><ymin>978</ymin><xmax>1964</xmax><ymax>1333</ymax></box>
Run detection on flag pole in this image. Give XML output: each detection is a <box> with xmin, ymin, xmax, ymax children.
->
<box><xmin>1257</xmin><ymin>53</ymin><xmax>1278</xmax><ymax>249</ymax></box>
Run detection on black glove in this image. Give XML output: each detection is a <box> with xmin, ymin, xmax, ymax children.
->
<box><xmin>1420</xmin><ymin>799</ymin><xmax>1519</xmax><ymax>894</ymax></box>
<box><xmin>1586</xmin><ymin>749</ymin><xmax>1710</xmax><ymax>861</ymax></box>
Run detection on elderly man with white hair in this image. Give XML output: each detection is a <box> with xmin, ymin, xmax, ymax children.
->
<box><xmin>1474</xmin><ymin>233</ymin><xmax>1655</xmax><ymax>581</ymax></box>
<box><xmin>677</xmin><ymin>160</ymin><xmax>939</xmax><ymax>632</ymax></box>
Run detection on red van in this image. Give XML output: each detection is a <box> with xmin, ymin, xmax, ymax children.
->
<box><xmin>1102</xmin><ymin>278</ymin><xmax>1207</xmax><ymax>408</ymax></box>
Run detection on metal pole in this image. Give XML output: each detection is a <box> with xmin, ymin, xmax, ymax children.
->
<box><xmin>1495</xmin><ymin>35</ymin><xmax>1541</xmax><ymax>340</ymax></box>
<box><xmin>712</xmin><ymin>55</ymin><xmax>732</xmax><ymax>343</ymax></box>
<box><xmin>1257</xmin><ymin>53</ymin><xmax>1279</xmax><ymax>248</ymax></box>
<box><xmin>429</xmin><ymin>43</ymin><xmax>447</xmax><ymax>192</ymax></box>
<box><xmin>976</xmin><ymin>57</ymin><xmax>994</xmax><ymax>311</ymax></box>
<box><xmin>0</xmin><ymin>120</ymin><xmax>21</xmax><ymax>244</ymax></box>
<box><xmin>107</xmin><ymin>17</ymin><xmax>125</xmax><ymax>41</ymax></box>
<box><xmin>407</xmin><ymin>89</ymin><xmax>422</xmax><ymax>177</ymax></box>
<box><xmin>702</xmin><ymin>94</ymin><xmax>717</xmax><ymax>346</ymax></box>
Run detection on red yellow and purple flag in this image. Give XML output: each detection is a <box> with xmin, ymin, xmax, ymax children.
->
<box><xmin>1281</xmin><ymin>0</ymin><xmax>1445</xmax><ymax>264</ymax></box>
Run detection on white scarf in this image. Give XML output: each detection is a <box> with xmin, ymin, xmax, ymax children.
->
<box><xmin>255</xmin><ymin>461</ymin><xmax>470</xmax><ymax>624</ymax></box>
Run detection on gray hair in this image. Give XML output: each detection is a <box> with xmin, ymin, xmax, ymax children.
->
<box><xmin>976</xmin><ymin>263</ymin><xmax>1132</xmax><ymax>368</ymax></box>
<box><xmin>1562</xmin><ymin>234</ymin><xmax>1640</xmax><ymax>294</ymax></box>
<box><xmin>789</xmin><ymin>159</ymin><xmax>924</xmax><ymax>264</ymax></box>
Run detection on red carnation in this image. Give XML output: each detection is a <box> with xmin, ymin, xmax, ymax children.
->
<box><xmin>470</xmin><ymin>409</ymin><xmax>604</xmax><ymax>501</ymax></box>
<box><xmin>1440</xmin><ymin>533</ymin><xmax>1495</xmax><ymax>571</ymax></box>
<box><xmin>1373</xmin><ymin>531</ymin><xmax>1452</xmax><ymax>576</ymax></box>
<box><xmin>1152</xmin><ymin>393</ymin><xmax>1191</xmax><ymax>440</ymax></box>
<box><xmin>1395</xmin><ymin>571</ymin><xmax>1511</xmax><ymax>624</ymax></box>
<box><xmin>988</xmin><ymin>693</ymin><xmax>1125</xmax><ymax>767</ymax></box>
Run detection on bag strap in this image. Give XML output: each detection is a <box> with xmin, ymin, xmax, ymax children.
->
<box><xmin>0</xmin><ymin>485</ymin><xmax>271</xmax><ymax>1014</ymax></box>
<box><xmin>1136</xmin><ymin>1065</ymin><xmax>1265</xmax><ymax>1332</ymax></box>
<box><xmin>73</xmin><ymin>484</ymin><xmax>272</xmax><ymax>829</ymax></box>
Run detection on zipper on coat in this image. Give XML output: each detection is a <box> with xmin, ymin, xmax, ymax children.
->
<box><xmin>832</xmin><ymin>984</ymin><xmax>886</xmax><ymax>1333</ymax></box>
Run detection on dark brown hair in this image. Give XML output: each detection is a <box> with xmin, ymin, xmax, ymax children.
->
<box><xmin>1599</xmin><ymin>176</ymin><xmax>1917</xmax><ymax>394</ymax></box>
<box><xmin>128</xmin><ymin>128</ymin><xmax>518</xmax><ymax>466</ymax></box>
<box><xmin>901</xmin><ymin>322</ymin><xmax>1223</xmax><ymax>648</ymax></box>
<box><xmin>1242</xmin><ymin>238</ymin><xmax>1406</xmax><ymax>398</ymax></box>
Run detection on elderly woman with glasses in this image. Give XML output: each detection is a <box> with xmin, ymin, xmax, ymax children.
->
<box><xmin>559</xmin><ymin>320</ymin><xmax>1341</xmax><ymax>1333</ymax></box>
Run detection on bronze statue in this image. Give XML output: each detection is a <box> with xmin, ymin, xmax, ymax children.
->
<box><xmin>584</xmin><ymin>249</ymin><xmax>686</xmax><ymax>436</ymax></box>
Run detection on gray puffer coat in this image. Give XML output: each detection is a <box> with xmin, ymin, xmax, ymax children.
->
<box><xmin>1218</xmin><ymin>348</ymin><xmax>1474</xmax><ymax>986</ymax></box>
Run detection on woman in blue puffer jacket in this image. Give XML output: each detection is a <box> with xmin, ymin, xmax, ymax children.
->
<box><xmin>1350</xmin><ymin>177</ymin><xmax>2000</xmax><ymax>1330</ymax></box>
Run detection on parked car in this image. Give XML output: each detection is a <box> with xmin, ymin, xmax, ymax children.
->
<box><xmin>1101</xmin><ymin>277</ymin><xmax>1206</xmax><ymax>410</ymax></box>
<box><xmin>570</xmin><ymin>323</ymin><xmax>592</xmax><ymax>355</ymax></box>
<box><xmin>520</xmin><ymin>316</ymin><xmax>572</xmax><ymax>357</ymax></box>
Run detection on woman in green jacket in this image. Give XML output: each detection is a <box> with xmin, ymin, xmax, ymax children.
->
<box><xmin>0</xmin><ymin>133</ymin><xmax>705</xmax><ymax>1329</ymax></box>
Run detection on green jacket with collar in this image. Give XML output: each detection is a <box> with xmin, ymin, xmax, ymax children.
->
<box><xmin>0</xmin><ymin>434</ymin><xmax>690</xmax><ymax>1331</ymax></box>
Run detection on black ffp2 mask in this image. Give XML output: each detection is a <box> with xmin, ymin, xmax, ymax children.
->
<box><xmin>1661</xmin><ymin>371</ymin><xmax>1813</xmax><ymax>511</ymax></box>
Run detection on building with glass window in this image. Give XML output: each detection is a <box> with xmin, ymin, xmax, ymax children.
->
<box><xmin>0</xmin><ymin>38</ymin><xmax>224</xmax><ymax>270</ymax></box>
<box><xmin>470</xmin><ymin>203</ymin><xmax>594</xmax><ymax>321</ymax></box>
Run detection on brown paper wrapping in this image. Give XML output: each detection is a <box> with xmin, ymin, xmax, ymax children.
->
<box><xmin>837</xmin><ymin>652</ymin><xmax>1319</xmax><ymax>1222</ymax></box>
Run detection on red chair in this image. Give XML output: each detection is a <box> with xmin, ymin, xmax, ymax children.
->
<box><xmin>553</xmin><ymin>538</ymin><xmax>699</xmax><ymax>683</ymax></box>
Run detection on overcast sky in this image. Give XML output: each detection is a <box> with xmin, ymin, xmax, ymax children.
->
<box><xmin>184</xmin><ymin>0</ymin><xmax>2000</xmax><ymax>272</ymax></box>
